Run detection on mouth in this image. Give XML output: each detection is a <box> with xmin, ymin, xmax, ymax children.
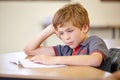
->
<box><xmin>67</xmin><ymin>41</ymin><xmax>74</xmax><ymax>46</ymax></box>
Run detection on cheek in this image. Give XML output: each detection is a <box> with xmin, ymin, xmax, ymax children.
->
<box><xmin>59</xmin><ymin>35</ymin><xmax>63</xmax><ymax>39</ymax></box>
<box><xmin>59</xmin><ymin>36</ymin><xmax>65</xmax><ymax>42</ymax></box>
<box><xmin>72</xmin><ymin>32</ymin><xmax>84</xmax><ymax>42</ymax></box>
<box><xmin>72</xmin><ymin>32</ymin><xmax>81</xmax><ymax>39</ymax></box>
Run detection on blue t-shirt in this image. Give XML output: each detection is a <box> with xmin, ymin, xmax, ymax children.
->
<box><xmin>53</xmin><ymin>35</ymin><xmax>111</xmax><ymax>72</ymax></box>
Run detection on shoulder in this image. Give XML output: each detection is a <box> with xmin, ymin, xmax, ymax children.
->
<box><xmin>88</xmin><ymin>35</ymin><xmax>103</xmax><ymax>42</ymax></box>
<box><xmin>87</xmin><ymin>35</ymin><xmax>105</xmax><ymax>45</ymax></box>
<box><xmin>87</xmin><ymin>36</ymin><xmax>109</xmax><ymax>55</ymax></box>
<box><xmin>85</xmin><ymin>35</ymin><xmax>108</xmax><ymax>52</ymax></box>
<box><xmin>87</xmin><ymin>35</ymin><xmax>106</xmax><ymax>47</ymax></box>
<box><xmin>81</xmin><ymin>35</ymin><xmax>105</xmax><ymax>47</ymax></box>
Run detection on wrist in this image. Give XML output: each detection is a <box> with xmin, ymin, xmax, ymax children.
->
<box><xmin>45</xmin><ymin>24</ymin><xmax>55</xmax><ymax>35</ymax></box>
<box><xmin>53</xmin><ymin>57</ymin><xmax>61</xmax><ymax>65</ymax></box>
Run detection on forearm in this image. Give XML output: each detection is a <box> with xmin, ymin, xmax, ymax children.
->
<box><xmin>24</xmin><ymin>24</ymin><xmax>55</xmax><ymax>54</ymax></box>
<box><xmin>30</xmin><ymin>52</ymin><xmax>102</xmax><ymax>66</ymax></box>
<box><xmin>56</xmin><ymin>54</ymin><xmax>102</xmax><ymax>67</ymax></box>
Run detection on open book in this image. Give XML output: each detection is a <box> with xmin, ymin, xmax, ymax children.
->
<box><xmin>10</xmin><ymin>59</ymin><xmax>66</xmax><ymax>68</ymax></box>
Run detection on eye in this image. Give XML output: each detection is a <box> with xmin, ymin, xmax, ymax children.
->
<box><xmin>59</xmin><ymin>32</ymin><xmax>64</xmax><ymax>35</ymax></box>
<box><xmin>67</xmin><ymin>29</ymin><xmax>74</xmax><ymax>33</ymax></box>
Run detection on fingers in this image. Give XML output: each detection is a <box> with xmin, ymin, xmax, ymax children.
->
<box><xmin>30</xmin><ymin>55</ymin><xmax>48</xmax><ymax>64</ymax></box>
<box><xmin>30</xmin><ymin>55</ymin><xmax>40</xmax><ymax>62</ymax></box>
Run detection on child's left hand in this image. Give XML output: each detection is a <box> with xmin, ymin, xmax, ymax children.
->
<box><xmin>30</xmin><ymin>55</ymin><xmax>58</xmax><ymax>65</ymax></box>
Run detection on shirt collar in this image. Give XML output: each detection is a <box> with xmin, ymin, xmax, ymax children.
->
<box><xmin>80</xmin><ymin>36</ymin><xmax>90</xmax><ymax>46</ymax></box>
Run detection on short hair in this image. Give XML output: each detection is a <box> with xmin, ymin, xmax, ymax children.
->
<box><xmin>52</xmin><ymin>3</ymin><xmax>90</xmax><ymax>30</ymax></box>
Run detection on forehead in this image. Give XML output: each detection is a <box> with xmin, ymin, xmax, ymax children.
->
<box><xmin>57</xmin><ymin>25</ymin><xmax>74</xmax><ymax>31</ymax></box>
<box><xmin>57</xmin><ymin>21</ymin><xmax>74</xmax><ymax>30</ymax></box>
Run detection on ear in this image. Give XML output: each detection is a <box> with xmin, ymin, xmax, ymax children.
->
<box><xmin>83</xmin><ymin>24</ymin><xmax>89</xmax><ymax>33</ymax></box>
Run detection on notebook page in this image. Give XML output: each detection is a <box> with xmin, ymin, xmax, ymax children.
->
<box><xmin>19</xmin><ymin>59</ymin><xmax>66</xmax><ymax>68</ymax></box>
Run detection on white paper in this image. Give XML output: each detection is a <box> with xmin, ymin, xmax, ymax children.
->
<box><xmin>11</xmin><ymin>59</ymin><xmax>66</xmax><ymax>68</ymax></box>
<box><xmin>103</xmin><ymin>72</ymin><xmax>112</xmax><ymax>78</ymax></box>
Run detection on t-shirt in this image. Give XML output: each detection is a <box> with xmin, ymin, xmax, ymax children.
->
<box><xmin>53</xmin><ymin>35</ymin><xmax>111</xmax><ymax>72</ymax></box>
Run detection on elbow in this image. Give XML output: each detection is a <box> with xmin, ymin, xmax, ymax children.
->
<box><xmin>23</xmin><ymin>48</ymin><xmax>31</xmax><ymax>55</ymax></box>
<box><xmin>92</xmin><ymin>62</ymin><xmax>101</xmax><ymax>67</ymax></box>
<box><xmin>90</xmin><ymin>53</ymin><xmax>103</xmax><ymax>67</ymax></box>
<box><xmin>91</xmin><ymin>59</ymin><xmax>102</xmax><ymax>67</ymax></box>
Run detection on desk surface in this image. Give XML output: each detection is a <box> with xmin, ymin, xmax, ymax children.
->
<box><xmin>0</xmin><ymin>52</ymin><xmax>110</xmax><ymax>80</ymax></box>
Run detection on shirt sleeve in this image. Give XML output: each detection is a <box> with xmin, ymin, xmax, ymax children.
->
<box><xmin>53</xmin><ymin>45</ymin><xmax>73</xmax><ymax>56</ymax></box>
<box><xmin>89</xmin><ymin>36</ymin><xmax>110</xmax><ymax>61</ymax></box>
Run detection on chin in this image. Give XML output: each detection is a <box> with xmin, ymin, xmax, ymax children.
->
<box><xmin>69</xmin><ymin>45</ymin><xmax>77</xmax><ymax>49</ymax></box>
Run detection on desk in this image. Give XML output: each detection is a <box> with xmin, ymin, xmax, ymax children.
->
<box><xmin>0</xmin><ymin>52</ymin><xmax>111</xmax><ymax>80</ymax></box>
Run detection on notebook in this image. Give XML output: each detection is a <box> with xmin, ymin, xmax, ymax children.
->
<box><xmin>10</xmin><ymin>59</ymin><xmax>66</xmax><ymax>68</ymax></box>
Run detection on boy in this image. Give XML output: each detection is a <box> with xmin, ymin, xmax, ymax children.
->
<box><xmin>24</xmin><ymin>3</ymin><xmax>111</xmax><ymax>72</ymax></box>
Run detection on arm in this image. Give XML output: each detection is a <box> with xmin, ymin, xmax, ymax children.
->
<box><xmin>31</xmin><ymin>52</ymin><xmax>103</xmax><ymax>67</ymax></box>
<box><xmin>23</xmin><ymin>24</ymin><xmax>56</xmax><ymax>56</ymax></box>
<box><xmin>58</xmin><ymin>52</ymin><xmax>103</xmax><ymax>67</ymax></box>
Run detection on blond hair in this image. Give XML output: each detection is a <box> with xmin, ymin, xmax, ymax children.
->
<box><xmin>52</xmin><ymin>3</ymin><xmax>90</xmax><ymax>30</ymax></box>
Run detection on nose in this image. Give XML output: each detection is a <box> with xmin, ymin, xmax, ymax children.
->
<box><xmin>64</xmin><ymin>33</ymin><xmax>70</xmax><ymax>40</ymax></box>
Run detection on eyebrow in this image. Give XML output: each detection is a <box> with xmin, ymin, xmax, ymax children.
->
<box><xmin>58</xmin><ymin>27</ymin><xmax>74</xmax><ymax>32</ymax></box>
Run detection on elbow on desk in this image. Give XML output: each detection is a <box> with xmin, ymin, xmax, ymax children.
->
<box><xmin>82</xmin><ymin>60</ymin><xmax>101</xmax><ymax>67</ymax></box>
<box><xmin>23</xmin><ymin>48</ymin><xmax>31</xmax><ymax>55</ymax></box>
<box><xmin>90</xmin><ymin>53</ymin><xmax>103</xmax><ymax>67</ymax></box>
<box><xmin>90</xmin><ymin>58</ymin><xmax>102</xmax><ymax>67</ymax></box>
<box><xmin>87</xmin><ymin>56</ymin><xmax>102</xmax><ymax>67</ymax></box>
<box><xmin>91</xmin><ymin>61</ymin><xmax>101</xmax><ymax>67</ymax></box>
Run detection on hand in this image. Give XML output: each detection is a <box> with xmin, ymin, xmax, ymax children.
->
<box><xmin>30</xmin><ymin>55</ymin><xmax>58</xmax><ymax>65</ymax></box>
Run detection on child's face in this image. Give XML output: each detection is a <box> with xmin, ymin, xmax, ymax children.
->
<box><xmin>57</xmin><ymin>21</ymin><xmax>88</xmax><ymax>49</ymax></box>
